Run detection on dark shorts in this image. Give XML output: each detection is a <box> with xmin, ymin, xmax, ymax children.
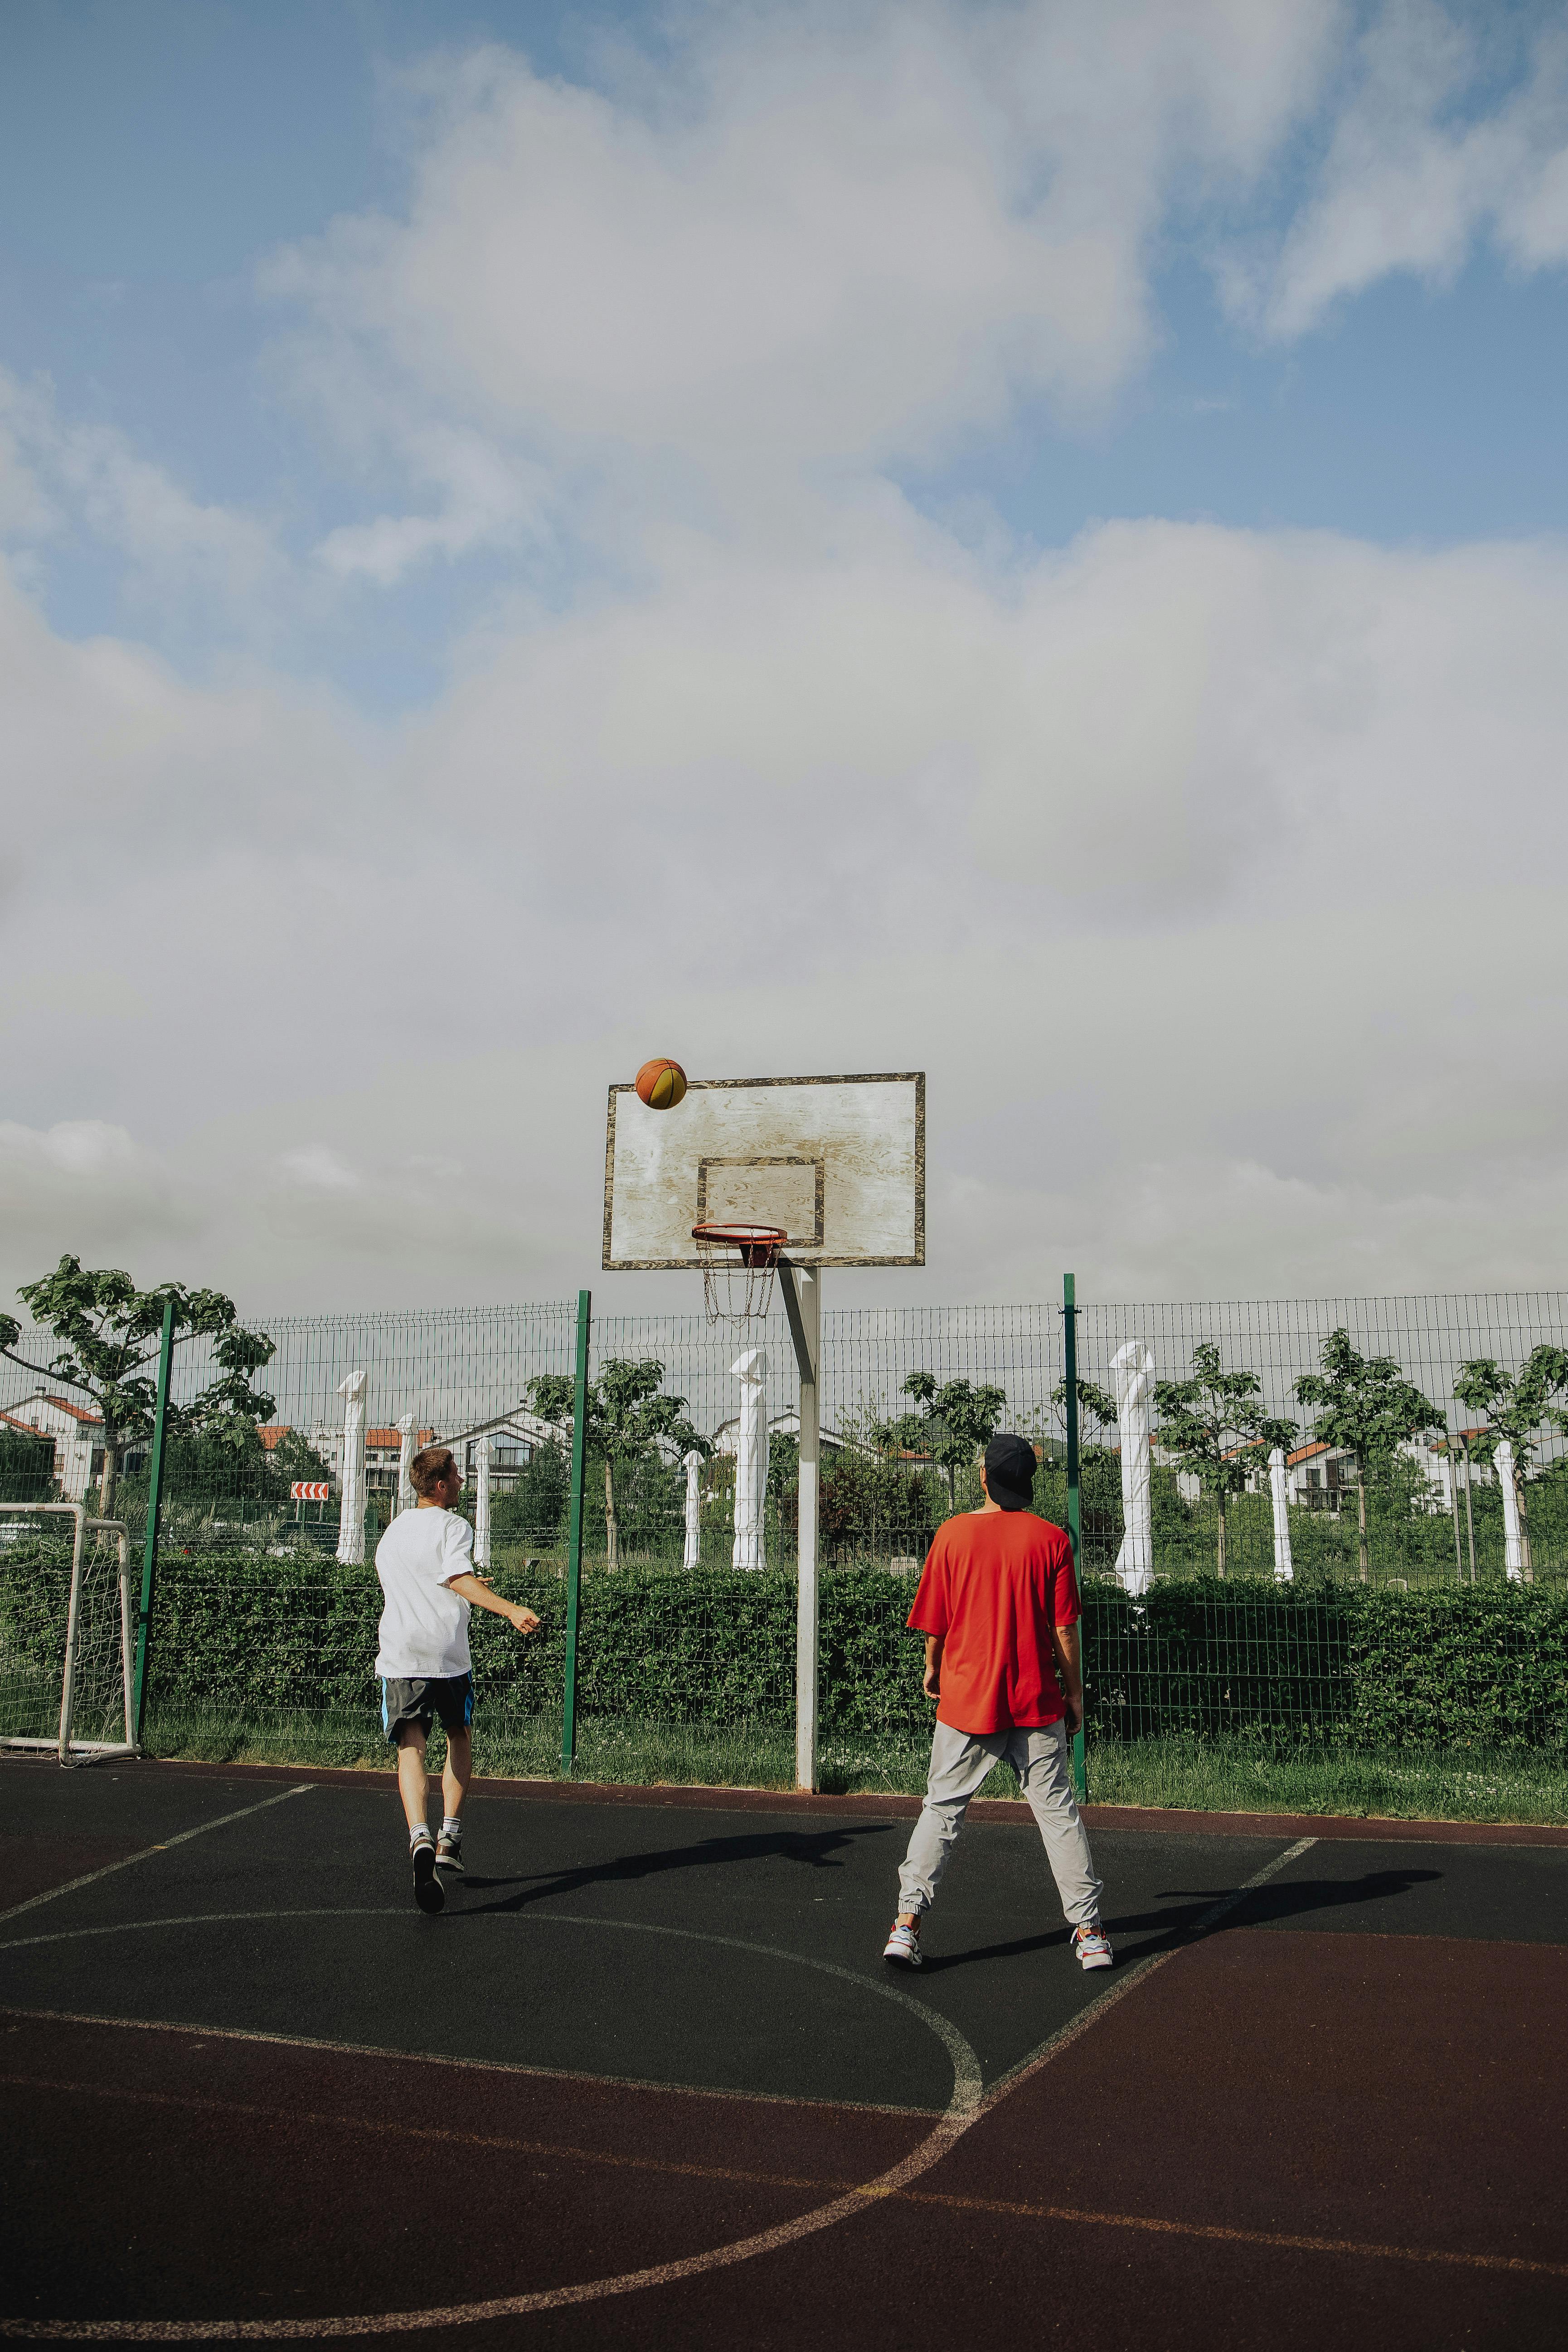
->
<box><xmin>381</xmin><ymin>1673</ymin><xmax>475</xmax><ymax>1744</ymax></box>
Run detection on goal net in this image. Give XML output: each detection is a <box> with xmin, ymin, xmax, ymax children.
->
<box><xmin>0</xmin><ymin>1504</ymin><xmax>138</xmax><ymax>1764</ymax></box>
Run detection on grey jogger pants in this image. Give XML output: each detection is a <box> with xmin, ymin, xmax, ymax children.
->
<box><xmin>897</xmin><ymin>1718</ymin><xmax>1103</xmax><ymax>1929</ymax></box>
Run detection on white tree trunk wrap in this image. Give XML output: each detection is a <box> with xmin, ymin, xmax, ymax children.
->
<box><xmin>683</xmin><ymin>1450</ymin><xmax>703</xmax><ymax>1569</ymax></box>
<box><xmin>1269</xmin><ymin>1446</ymin><xmax>1294</xmax><ymax>1581</ymax></box>
<box><xmin>473</xmin><ymin>1432</ymin><xmax>491</xmax><ymax>1570</ymax></box>
<box><xmin>335</xmin><ymin>1370</ymin><xmax>368</xmax><ymax>1565</ymax></box>
<box><xmin>732</xmin><ymin>1348</ymin><xmax>769</xmax><ymax>1571</ymax></box>
<box><xmin>395</xmin><ymin>1412</ymin><xmax>417</xmax><ymax>1514</ymax></box>
<box><xmin>1496</xmin><ymin>1438</ymin><xmax>1523</xmax><ymax>1580</ymax></box>
<box><xmin>1112</xmin><ymin>1340</ymin><xmax>1155</xmax><ymax>1596</ymax></box>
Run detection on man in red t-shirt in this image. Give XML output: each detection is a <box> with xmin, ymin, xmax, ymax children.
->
<box><xmin>884</xmin><ymin>1432</ymin><xmax>1112</xmax><ymax>1972</ymax></box>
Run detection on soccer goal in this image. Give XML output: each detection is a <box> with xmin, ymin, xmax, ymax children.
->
<box><xmin>0</xmin><ymin>1502</ymin><xmax>139</xmax><ymax>1766</ymax></box>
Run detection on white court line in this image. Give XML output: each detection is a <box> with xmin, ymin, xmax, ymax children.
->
<box><xmin>0</xmin><ymin>1785</ymin><xmax>314</xmax><ymax>1928</ymax></box>
<box><xmin>0</xmin><ymin>1833</ymin><xmax>1320</xmax><ymax>2341</ymax></box>
<box><xmin>0</xmin><ymin>2001</ymin><xmax>937</xmax><ymax>2120</ymax></box>
<box><xmin>982</xmin><ymin>1833</ymin><xmax>1318</xmax><ymax>2104</ymax></box>
<box><xmin>0</xmin><ymin>1907</ymin><xmax>978</xmax><ymax>2118</ymax></box>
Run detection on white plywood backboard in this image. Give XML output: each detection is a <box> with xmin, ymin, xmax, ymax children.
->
<box><xmin>603</xmin><ymin>1073</ymin><xmax>924</xmax><ymax>1269</ymax></box>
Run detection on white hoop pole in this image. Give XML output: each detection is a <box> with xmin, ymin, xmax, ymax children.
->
<box><xmin>779</xmin><ymin>1261</ymin><xmax>821</xmax><ymax>1793</ymax></box>
<box><xmin>118</xmin><ymin>1530</ymin><xmax>136</xmax><ymax>1749</ymax></box>
<box><xmin>57</xmin><ymin>1504</ymin><xmax>88</xmax><ymax>1765</ymax></box>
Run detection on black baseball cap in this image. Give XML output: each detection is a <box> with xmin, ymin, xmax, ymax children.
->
<box><xmin>984</xmin><ymin>1433</ymin><xmax>1038</xmax><ymax>1511</ymax></box>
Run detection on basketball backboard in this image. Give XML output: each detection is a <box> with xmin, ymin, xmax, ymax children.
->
<box><xmin>603</xmin><ymin>1072</ymin><xmax>924</xmax><ymax>1270</ymax></box>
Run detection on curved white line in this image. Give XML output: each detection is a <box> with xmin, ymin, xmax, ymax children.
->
<box><xmin>0</xmin><ymin>1906</ymin><xmax>982</xmax><ymax>2342</ymax></box>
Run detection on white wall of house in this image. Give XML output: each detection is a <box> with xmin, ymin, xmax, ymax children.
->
<box><xmin>0</xmin><ymin>1391</ymin><xmax>135</xmax><ymax>1505</ymax></box>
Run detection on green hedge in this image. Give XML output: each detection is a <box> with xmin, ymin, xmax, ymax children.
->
<box><xmin>6</xmin><ymin>1541</ymin><xmax>1563</xmax><ymax>1756</ymax></box>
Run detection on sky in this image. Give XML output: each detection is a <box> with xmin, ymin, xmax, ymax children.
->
<box><xmin>3</xmin><ymin>0</ymin><xmax>1567</xmax><ymax>1317</ymax></box>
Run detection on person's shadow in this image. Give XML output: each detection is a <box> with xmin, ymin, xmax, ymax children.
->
<box><xmin>917</xmin><ymin>1865</ymin><xmax>1442</xmax><ymax>1974</ymax></box>
<box><xmin>457</xmin><ymin>1820</ymin><xmax>893</xmax><ymax>1915</ymax></box>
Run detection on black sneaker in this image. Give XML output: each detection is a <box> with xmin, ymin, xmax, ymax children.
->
<box><xmin>412</xmin><ymin>1836</ymin><xmax>445</xmax><ymax>1914</ymax></box>
<box><xmin>435</xmin><ymin>1831</ymin><xmax>464</xmax><ymax>1877</ymax></box>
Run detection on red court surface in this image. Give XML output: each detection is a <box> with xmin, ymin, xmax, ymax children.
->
<box><xmin>1</xmin><ymin>1757</ymin><xmax>1564</xmax><ymax>2348</ymax></box>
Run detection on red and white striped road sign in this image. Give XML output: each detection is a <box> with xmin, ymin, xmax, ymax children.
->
<box><xmin>291</xmin><ymin>1481</ymin><xmax>331</xmax><ymax>1502</ymax></box>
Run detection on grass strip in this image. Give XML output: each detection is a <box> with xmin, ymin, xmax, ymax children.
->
<box><xmin>141</xmin><ymin>1708</ymin><xmax>1568</xmax><ymax>1825</ymax></box>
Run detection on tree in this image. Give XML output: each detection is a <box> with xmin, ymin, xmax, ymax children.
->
<box><xmin>0</xmin><ymin>1256</ymin><xmax>276</xmax><ymax>1517</ymax></box>
<box><xmin>528</xmin><ymin>1358</ymin><xmax>706</xmax><ymax>1566</ymax></box>
<box><xmin>1294</xmin><ymin>1329</ymin><xmax>1442</xmax><ymax>1585</ymax></box>
<box><xmin>1451</xmin><ymin>1346</ymin><xmax>1568</xmax><ymax>1583</ymax></box>
<box><xmin>1049</xmin><ymin>1377</ymin><xmax>1119</xmax><ymax>1445</ymax></box>
<box><xmin>869</xmin><ymin>1372</ymin><xmax>1007</xmax><ymax>1510</ymax></box>
<box><xmin>0</xmin><ymin>1423</ymin><xmax>54</xmax><ymax>1503</ymax></box>
<box><xmin>1154</xmin><ymin>1343</ymin><xmax>1296</xmax><ymax>1579</ymax></box>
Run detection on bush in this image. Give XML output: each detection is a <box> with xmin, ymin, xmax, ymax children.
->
<box><xmin>112</xmin><ymin>1547</ymin><xmax>1568</xmax><ymax>1762</ymax></box>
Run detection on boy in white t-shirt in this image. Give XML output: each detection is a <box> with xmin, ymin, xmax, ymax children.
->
<box><xmin>374</xmin><ymin>1443</ymin><xmax>539</xmax><ymax>1913</ymax></box>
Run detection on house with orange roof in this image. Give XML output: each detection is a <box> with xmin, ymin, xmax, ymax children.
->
<box><xmin>284</xmin><ymin>1421</ymin><xmax>437</xmax><ymax>1496</ymax></box>
<box><xmin>0</xmin><ymin>1392</ymin><xmax>148</xmax><ymax>1506</ymax></box>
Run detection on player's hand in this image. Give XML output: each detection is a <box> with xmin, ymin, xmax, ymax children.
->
<box><xmin>1062</xmin><ymin>1692</ymin><xmax>1083</xmax><ymax>1736</ymax></box>
<box><xmin>922</xmin><ymin>1666</ymin><xmax>941</xmax><ymax>1699</ymax></box>
<box><xmin>508</xmin><ymin>1602</ymin><xmax>541</xmax><ymax>1634</ymax></box>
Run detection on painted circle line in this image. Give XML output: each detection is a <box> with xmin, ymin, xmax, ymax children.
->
<box><xmin>0</xmin><ymin>1906</ymin><xmax>983</xmax><ymax>2342</ymax></box>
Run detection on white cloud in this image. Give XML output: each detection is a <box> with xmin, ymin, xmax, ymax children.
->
<box><xmin>0</xmin><ymin>368</ymin><xmax>283</xmax><ymax>620</ymax></box>
<box><xmin>311</xmin><ymin>422</ymin><xmax>554</xmax><ymax>586</ymax></box>
<box><xmin>1242</xmin><ymin>2</ymin><xmax>1568</xmax><ymax>337</ymax></box>
<box><xmin>278</xmin><ymin>1145</ymin><xmax>362</xmax><ymax>1193</ymax></box>
<box><xmin>3</xmin><ymin>502</ymin><xmax>1567</xmax><ymax>1312</ymax></box>
<box><xmin>266</xmin><ymin>0</ymin><xmax>1339</xmax><ymax>504</ymax></box>
<box><xmin>0</xmin><ymin>1120</ymin><xmax>197</xmax><ymax>1277</ymax></box>
<box><xmin>5</xmin><ymin>2</ymin><xmax>1568</xmax><ymax>1322</ymax></box>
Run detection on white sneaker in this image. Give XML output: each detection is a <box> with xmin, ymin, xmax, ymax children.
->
<box><xmin>1073</xmin><ymin>1922</ymin><xmax>1113</xmax><ymax>1970</ymax></box>
<box><xmin>883</xmin><ymin>1919</ymin><xmax>922</xmax><ymax>1969</ymax></box>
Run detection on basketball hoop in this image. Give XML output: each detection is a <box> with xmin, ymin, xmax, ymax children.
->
<box><xmin>692</xmin><ymin>1222</ymin><xmax>786</xmax><ymax>1326</ymax></box>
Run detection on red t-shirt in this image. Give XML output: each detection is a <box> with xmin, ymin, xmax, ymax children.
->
<box><xmin>907</xmin><ymin>1509</ymin><xmax>1080</xmax><ymax>1734</ymax></box>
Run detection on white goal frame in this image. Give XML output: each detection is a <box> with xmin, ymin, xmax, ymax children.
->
<box><xmin>0</xmin><ymin>1502</ymin><xmax>139</xmax><ymax>1766</ymax></box>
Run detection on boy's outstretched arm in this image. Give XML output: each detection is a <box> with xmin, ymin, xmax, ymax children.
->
<box><xmin>448</xmin><ymin>1573</ymin><xmax>539</xmax><ymax>1634</ymax></box>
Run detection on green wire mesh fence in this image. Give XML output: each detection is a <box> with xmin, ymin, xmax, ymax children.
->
<box><xmin>3</xmin><ymin>1291</ymin><xmax>1566</xmax><ymax>1770</ymax></box>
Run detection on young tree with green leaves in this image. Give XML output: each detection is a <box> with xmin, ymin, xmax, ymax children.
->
<box><xmin>1293</xmin><ymin>1329</ymin><xmax>1442</xmax><ymax>1585</ymax></box>
<box><xmin>1154</xmin><ymin>1343</ymin><xmax>1296</xmax><ymax>1579</ymax></box>
<box><xmin>528</xmin><ymin>1358</ymin><xmax>706</xmax><ymax>1566</ymax></box>
<box><xmin>1049</xmin><ymin>1377</ymin><xmax>1119</xmax><ymax>1445</ymax></box>
<box><xmin>1451</xmin><ymin>1346</ymin><xmax>1568</xmax><ymax>1582</ymax></box>
<box><xmin>870</xmin><ymin>1372</ymin><xmax>1007</xmax><ymax>1510</ymax></box>
<box><xmin>0</xmin><ymin>1255</ymin><xmax>276</xmax><ymax>1518</ymax></box>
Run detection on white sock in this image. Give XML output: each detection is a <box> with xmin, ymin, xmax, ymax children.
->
<box><xmin>410</xmin><ymin>1824</ymin><xmax>432</xmax><ymax>1848</ymax></box>
<box><xmin>442</xmin><ymin>1817</ymin><xmax>462</xmax><ymax>1839</ymax></box>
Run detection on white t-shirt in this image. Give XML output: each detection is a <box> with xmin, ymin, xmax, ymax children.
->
<box><xmin>374</xmin><ymin>1508</ymin><xmax>477</xmax><ymax>1679</ymax></box>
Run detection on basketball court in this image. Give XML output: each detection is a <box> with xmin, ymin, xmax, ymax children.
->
<box><xmin>4</xmin><ymin>1066</ymin><xmax>1565</xmax><ymax>2345</ymax></box>
<box><xmin>2</xmin><ymin>1755</ymin><xmax>1566</xmax><ymax>2346</ymax></box>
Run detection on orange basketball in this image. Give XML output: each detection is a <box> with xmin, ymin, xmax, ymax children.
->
<box><xmin>635</xmin><ymin>1057</ymin><xmax>688</xmax><ymax>1110</ymax></box>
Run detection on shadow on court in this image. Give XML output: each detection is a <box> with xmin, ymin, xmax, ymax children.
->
<box><xmin>1</xmin><ymin>1758</ymin><xmax>1565</xmax><ymax>2350</ymax></box>
<box><xmin>460</xmin><ymin>1819</ymin><xmax>893</xmax><ymax>1908</ymax></box>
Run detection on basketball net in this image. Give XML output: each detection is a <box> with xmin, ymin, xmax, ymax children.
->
<box><xmin>691</xmin><ymin>1223</ymin><xmax>786</xmax><ymax>1327</ymax></box>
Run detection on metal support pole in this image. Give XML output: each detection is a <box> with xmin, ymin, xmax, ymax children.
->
<box><xmin>779</xmin><ymin>1261</ymin><xmax>821</xmax><ymax>1793</ymax></box>
<box><xmin>1062</xmin><ymin>1272</ymin><xmax>1087</xmax><ymax>1805</ymax></box>
<box><xmin>131</xmin><ymin>1299</ymin><xmax>175</xmax><ymax>1746</ymax></box>
<box><xmin>1447</xmin><ymin>1426</ymin><xmax>1464</xmax><ymax>1581</ymax></box>
<box><xmin>561</xmin><ymin>1288</ymin><xmax>591</xmax><ymax>1774</ymax></box>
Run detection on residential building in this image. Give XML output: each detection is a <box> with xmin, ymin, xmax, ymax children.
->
<box><xmin>0</xmin><ymin>1391</ymin><xmax>146</xmax><ymax>1505</ymax></box>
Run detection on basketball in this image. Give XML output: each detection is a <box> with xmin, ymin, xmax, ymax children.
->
<box><xmin>635</xmin><ymin>1057</ymin><xmax>688</xmax><ymax>1110</ymax></box>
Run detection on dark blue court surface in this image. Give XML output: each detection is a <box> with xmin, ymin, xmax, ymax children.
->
<box><xmin>1</xmin><ymin>1758</ymin><xmax>1565</xmax><ymax>2348</ymax></box>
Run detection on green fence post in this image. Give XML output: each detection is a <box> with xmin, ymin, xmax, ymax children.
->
<box><xmin>131</xmin><ymin>1297</ymin><xmax>175</xmax><ymax>1747</ymax></box>
<box><xmin>1062</xmin><ymin>1272</ymin><xmax>1088</xmax><ymax>1804</ymax></box>
<box><xmin>561</xmin><ymin>1289</ymin><xmax>591</xmax><ymax>1775</ymax></box>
